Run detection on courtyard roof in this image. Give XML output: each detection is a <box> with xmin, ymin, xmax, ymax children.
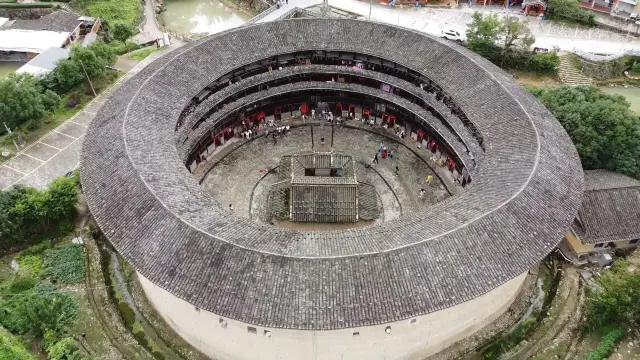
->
<box><xmin>80</xmin><ymin>19</ymin><xmax>583</xmax><ymax>330</ymax></box>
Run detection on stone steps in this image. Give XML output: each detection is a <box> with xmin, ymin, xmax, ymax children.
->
<box><xmin>558</xmin><ymin>54</ymin><xmax>593</xmax><ymax>86</ymax></box>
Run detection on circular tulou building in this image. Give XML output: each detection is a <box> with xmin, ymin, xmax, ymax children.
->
<box><xmin>81</xmin><ymin>19</ymin><xmax>584</xmax><ymax>360</ymax></box>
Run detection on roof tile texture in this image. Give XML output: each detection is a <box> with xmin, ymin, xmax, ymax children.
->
<box><xmin>81</xmin><ymin>19</ymin><xmax>583</xmax><ymax>330</ymax></box>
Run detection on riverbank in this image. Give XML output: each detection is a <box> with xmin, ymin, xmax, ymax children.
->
<box><xmin>220</xmin><ymin>0</ymin><xmax>265</xmax><ymax>17</ymax></box>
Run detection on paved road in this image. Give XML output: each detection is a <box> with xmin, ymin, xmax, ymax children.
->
<box><xmin>257</xmin><ymin>0</ymin><xmax>640</xmax><ymax>54</ymax></box>
<box><xmin>133</xmin><ymin>0</ymin><xmax>165</xmax><ymax>44</ymax></box>
<box><xmin>0</xmin><ymin>51</ymin><xmax>169</xmax><ymax>190</ymax></box>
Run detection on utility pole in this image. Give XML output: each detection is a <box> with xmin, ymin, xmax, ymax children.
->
<box><xmin>369</xmin><ymin>0</ymin><xmax>373</xmax><ymax>20</ymax></box>
<box><xmin>3</xmin><ymin>122</ymin><xmax>19</xmax><ymax>152</ymax></box>
<box><xmin>79</xmin><ymin>60</ymin><xmax>97</xmax><ymax>97</ymax></box>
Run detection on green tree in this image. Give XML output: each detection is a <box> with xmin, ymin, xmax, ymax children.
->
<box><xmin>0</xmin><ymin>282</ymin><xmax>79</xmax><ymax>337</ymax></box>
<box><xmin>0</xmin><ymin>74</ymin><xmax>61</xmax><ymax>132</ymax></box>
<box><xmin>0</xmin><ymin>327</ymin><xmax>36</xmax><ymax>360</ymax></box>
<box><xmin>0</xmin><ymin>176</ymin><xmax>78</xmax><ymax>251</ymax></box>
<box><xmin>583</xmin><ymin>260</ymin><xmax>640</xmax><ymax>332</ymax></box>
<box><xmin>69</xmin><ymin>45</ymin><xmax>106</xmax><ymax>80</ymax></box>
<box><xmin>526</xmin><ymin>52</ymin><xmax>560</xmax><ymax>74</ymax></box>
<box><xmin>466</xmin><ymin>12</ymin><xmax>502</xmax><ymax>44</ymax></box>
<box><xmin>53</xmin><ymin>43</ymin><xmax>114</xmax><ymax>92</ymax></box>
<box><xmin>112</xmin><ymin>23</ymin><xmax>136</xmax><ymax>50</ymax></box>
<box><xmin>529</xmin><ymin>85</ymin><xmax>640</xmax><ymax>179</ymax></box>
<box><xmin>87</xmin><ymin>41</ymin><xmax>117</xmax><ymax>67</ymax></box>
<box><xmin>54</xmin><ymin>59</ymin><xmax>85</xmax><ymax>92</ymax></box>
<box><xmin>501</xmin><ymin>16</ymin><xmax>535</xmax><ymax>53</ymax></box>
<box><xmin>47</xmin><ymin>338</ymin><xmax>85</xmax><ymax>360</ymax></box>
<box><xmin>466</xmin><ymin>12</ymin><xmax>541</xmax><ymax>71</ymax></box>
<box><xmin>548</xmin><ymin>0</ymin><xmax>596</xmax><ymax>26</ymax></box>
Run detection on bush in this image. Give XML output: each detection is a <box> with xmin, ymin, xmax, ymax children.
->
<box><xmin>631</xmin><ymin>61</ymin><xmax>640</xmax><ymax>74</ymax></box>
<box><xmin>47</xmin><ymin>337</ymin><xmax>85</xmax><ymax>360</ymax></box>
<box><xmin>105</xmin><ymin>40</ymin><xmax>141</xmax><ymax>55</ymax></box>
<box><xmin>129</xmin><ymin>46</ymin><xmax>158</xmax><ymax>61</ymax></box>
<box><xmin>44</xmin><ymin>244</ymin><xmax>85</xmax><ymax>284</ymax></box>
<box><xmin>526</xmin><ymin>52</ymin><xmax>560</xmax><ymax>74</ymax></box>
<box><xmin>8</xmin><ymin>277</ymin><xmax>37</xmax><ymax>293</ymax></box>
<box><xmin>117</xmin><ymin>300</ymin><xmax>136</xmax><ymax>330</ymax></box>
<box><xmin>0</xmin><ymin>282</ymin><xmax>79</xmax><ymax>337</ymax></box>
<box><xmin>548</xmin><ymin>0</ymin><xmax>596</xmax><ymax>27</ymax></box>
<box><xmin>0</xmin><ymin>74</ymin><xmax>61</xmax><ymax>134</ymax></box>
<box><xmin>18</xmin><ymin>254</ymin><xmax>44</xmax><ymax>278</ymax></box>
<box><xmin>0</xmin><ymin>175</ymin><xmax>78</xmax><ymax>252</ymax></box>
<box><xmin>0</xmin><ymin>327</ymin><xmax>36</xmax><ymax>360</ymax></box>
<box><xmin>585</xmin><ymin>327</ymin><xmax>625</xmax><ymax>360</ymax></box>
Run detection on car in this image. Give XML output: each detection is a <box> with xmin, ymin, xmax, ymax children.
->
<box><xmin>441</xmin><ymin>29</ymin><xmax>464</xmax><ymax>42</ymax></box>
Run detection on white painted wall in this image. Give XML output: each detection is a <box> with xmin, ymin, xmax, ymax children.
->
<box><xmin>138</xmin><ymin>271</ymin><xmax>527</xmax><ymax>360</ymax></box>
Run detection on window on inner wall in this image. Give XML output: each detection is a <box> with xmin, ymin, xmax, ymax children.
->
<box><xmin>247</xmin><ymin>326</ymin><xmax>257</xmax><ymax>334</ymax></box>
<box><xmin>410</xmin><ymin>318</ymin><xmax>417</xmax><ymax>324</ymax></box>
<box><xmin>630</xmin><ymin>239</ymin><xmax>639</xmax><ymax>244</ymax></box>
<box><xmin>594</xmin><ymin>243</ymin><xmax>604</xmax><ymax>248</ymax></box>
<box><xmin>352</xmin><ymin>332</ymin><xmax>360</xmax><ymax>336</ymax></box>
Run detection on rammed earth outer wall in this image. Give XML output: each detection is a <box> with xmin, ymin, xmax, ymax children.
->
<box><xmin>139</xmin><ymin>271</ymin><xmax>528</xmax><ymax>360</ymax></box>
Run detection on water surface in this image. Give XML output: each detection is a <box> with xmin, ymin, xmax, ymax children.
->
<box><xmin>599</xmin><ymin>86</ymin><xmax>640</xmax><ymax>113</ymax></box>
<box><xmin>0</xmin><ymin>62</ymin><xmax>22</xmax><ymax>78</ymax></box>
<box><xmin>162</xmin><ymin>0</ymin><xmax>251</xmax><ymax>35</ymax></box>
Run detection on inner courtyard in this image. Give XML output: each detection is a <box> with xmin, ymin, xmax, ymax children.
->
<box><xmin>200</xmin><ymin>125</ymin><xmax>451</xmax><ymax>230</ymax></box>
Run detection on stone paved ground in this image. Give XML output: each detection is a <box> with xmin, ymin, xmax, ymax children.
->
<box><xmin>200</xmin><ymin>125</ymin><xmax>449</xmax><ymax>224</ymax></box>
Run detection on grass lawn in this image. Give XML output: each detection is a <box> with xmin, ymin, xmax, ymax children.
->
<box><xmin>70</xmin><ymin>0</ymin><xmax>142</xmax><ymax>27</ymax></box>
<box><xmin>128</xmin><ymin>46</ymin><xmax>158</xmax><ymax>61</ymax></box>
<box><xmin>514</xmin><ymin>71</ymin><xmax>561</xmax><ymax>88</ymax></box>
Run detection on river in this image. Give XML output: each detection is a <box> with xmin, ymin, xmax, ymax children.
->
<box><xmin>161</xmin><ymin>0</ymin><xmax>251</xmax><ymax>35</ymax></box>
<box><xmin>0</xmin><ymin>62</ymin><xmax>22</xmax><ymax>78</ymax></box>
<box><xmin>599</xmin><ymin>86</ymin><xmax>640</xmax><ymax>113</ymax></box>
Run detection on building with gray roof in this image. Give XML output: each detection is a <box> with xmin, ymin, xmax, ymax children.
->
<box><xmin>561</xmin><ymin>170</ymin><xmax>640</xmax><ymax>264</ymax></box>
<box><xmin>16</xmin><ymin>47</ymin><xmax>69</xmax><ymax>76</ymax></box>
<box><xmin>80</xmin><ymin>19</ymin><xmax>583</xmax><ymax>360</ymax></box>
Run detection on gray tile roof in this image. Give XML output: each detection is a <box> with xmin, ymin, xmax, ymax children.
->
<box><xmin>11</xmin><ymin>11</ymin><xmax>81</xmax><ymax>33</ymax></box>
<box><xmin>80</xmin><ymin>19</ymin><xmax>583</xmax><ymax>330</ymax></box>
<box><xmin>574</xmin><ymin>170</ymin><xmax>640</xmax><ymax>244</ymax></box>
<box><xmin>584</xmin><ymin>169</ymin><xmax>640</xmax><ymax>191</ymax></box>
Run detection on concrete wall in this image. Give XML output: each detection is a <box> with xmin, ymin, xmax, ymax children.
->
<box><xmin>138</xmin><ymin>271</ymin><xmax>527</xmax><ymax>360</ymax></box>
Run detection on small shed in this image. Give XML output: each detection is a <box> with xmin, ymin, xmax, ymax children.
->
<box><xmin>16</xmin><ymin>47</ymin><xmax>69</xmax><ymax>76</ymax></box>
